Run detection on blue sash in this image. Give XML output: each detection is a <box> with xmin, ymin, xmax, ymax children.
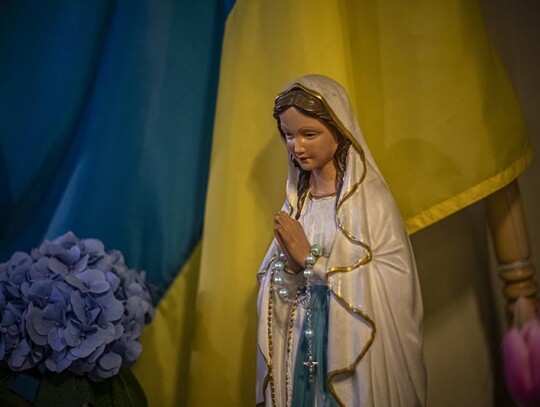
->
<box><xmin>292</xmin><ymin>285</ymin><xmax>339</xmax><ymax>406</ymax></box>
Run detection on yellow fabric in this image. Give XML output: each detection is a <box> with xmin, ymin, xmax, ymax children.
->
<box><xmin>133</xmin><ymin>243</ymin><xmax>201</xmax><ymax>407</ymax></box>
<box><xmin>138</xmin><ymin>1</ymin><xmax>531</xmax><ymax>405</ymax></box>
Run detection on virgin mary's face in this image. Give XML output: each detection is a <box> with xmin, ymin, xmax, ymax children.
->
<box><xmin>279</xmin><ymin>107</ymin><xmax>338</xmax><ymax>173</ymax></box>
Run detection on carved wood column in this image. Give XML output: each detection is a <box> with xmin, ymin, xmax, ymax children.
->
<box><xmin>485</xmin><ymin>180</ymin><xmax>538</xmax><ymax>318</ymax></box>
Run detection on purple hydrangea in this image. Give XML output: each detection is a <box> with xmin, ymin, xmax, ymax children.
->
<box><xmin>0</xmin><ymin>232</ymin><xmax>154</xmax><ymax>381</ymax></box>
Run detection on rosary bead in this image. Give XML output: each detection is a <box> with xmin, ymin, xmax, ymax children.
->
<box><xmin>311</xmin><ymin>244</ymin><xmax>322</xmax><ymax>257</ymax></box>
<box><xmin>305</xmin><ymin>254</ymin><xmax>316</xmax><ymax>265</ymax></box>
<box><xmin>303</xmin><ymin>268</ymin><xmax>313</xmax><ymax>279</ymax></box>
<box><xmin>278</xmin><ymin>287</ymin><xmax>289</xmax><ymax>298</ymax></box>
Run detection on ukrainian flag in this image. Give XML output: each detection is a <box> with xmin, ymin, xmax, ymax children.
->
<box><xmin>136</xmin><ymin>1</ymin><xmax>530</xmax><ymax>406</ymax></box>
<box><xmin>0</xmin><ymin>1</ymin><xmax>530</xmax><ymax>406</ymax></box>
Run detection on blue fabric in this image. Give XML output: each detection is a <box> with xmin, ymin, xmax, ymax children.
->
<box><xmin>0</xmin><ymin>0</ymin><xmax>231</xmax><ymax>299</ymax></box>
<box><xmin>292</xmin><ymin>285</ymin><xmax>340</xmax><ymax>406</ymax></box>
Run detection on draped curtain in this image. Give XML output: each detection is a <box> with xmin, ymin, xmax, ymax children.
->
<box><xmin>0</xmin><ymin>1</ymin><xmax>530</xmax><ymax>406</ymax></box>
<box><xmin>0</xmin><ymin>0</ymin><xmax>229</xmax><ymax>298</ymax></box>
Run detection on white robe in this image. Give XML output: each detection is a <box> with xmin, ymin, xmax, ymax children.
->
<box><xmin>261</xmin><ymin>194</ymin><xmax>337</xmax><ymax>406</ymax></box>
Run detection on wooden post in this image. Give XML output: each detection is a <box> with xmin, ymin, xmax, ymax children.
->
<box><xmin>485</xmin><ymin>180</ymin><xmax>538</xmax><ymax>319</ymax></box>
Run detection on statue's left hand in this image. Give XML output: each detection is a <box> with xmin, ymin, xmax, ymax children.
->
<box><xmin>274</xmin><ymin>211</ymin><xmax>311</xmax><ymax>273</ymax></box>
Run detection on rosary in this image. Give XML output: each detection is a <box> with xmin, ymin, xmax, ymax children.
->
<box><xmin>272</xmin><ymin>244</ymin><xmax>321</xmax><ymax>382</ymax></box>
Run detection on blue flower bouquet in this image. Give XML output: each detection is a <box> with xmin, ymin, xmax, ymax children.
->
<box><xmin>0</xmin><ymin>232</ymin><xmax>154</xmax><ymax>406</ymax></box>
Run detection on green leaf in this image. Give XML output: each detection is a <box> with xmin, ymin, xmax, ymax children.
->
<box><xmin>16</xmin><ymin>368</ymin><xmax>147</xmax><ymax>407</ymax></box>
<box><xmin>0</xmin><ymin>389</ymin><xmax>33</xmax><ymax>407</ymax></box>
<box><xmin>110</xmin><ymin>369</ymin><xmax>147</xmax><ymax>407</ymax></box>
<box><xmin>93</xmin><ymin>376</ymin><xmax>113</xmax><ymax>406</ymax></box>
<box><xmin>34</xmin><ymin>371</ymin><xmax>97</xmax><ymax>407</ymax></box>
<box><xmin>0</xmin><ymin>369</ymin><xmax>32</xmax><ymax>406</ymax></box>
<box><xmin>0</xmin><ymin>368</ymin><xmax>16</xmax><ymax>392</ymax></box>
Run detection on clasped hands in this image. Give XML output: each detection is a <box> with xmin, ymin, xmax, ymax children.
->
<box><xmin>274</xmin><ymin>211</ymin><xmax>311</xmax><ymax>274</ymax></box>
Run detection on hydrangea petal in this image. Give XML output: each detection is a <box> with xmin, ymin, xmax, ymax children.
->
<box><xmin>48</xmin><ymin>327</ymin><xmax>66</xmax><ymax>351</ymax></box>
<box><xmin>70</xmin><ymin>340</ymin><xmax>97</xmax><ymax>359</ymax></box>
<box><xmin>29</xmin><ymin>257</ymin><xmax>50</xmax><ymax>280</ymax></box>
<box><xmin>99</xmin><ymin>351</ymin><xmax>122</xmax><ymax>371</ymax></box>
<box><xmin>96</xmin><ymin>292</ymin><xmax>124</xmax><ymax>322</ymax></box>
<box><xmin>73</xmin><ymin>255</ymin><xmax>89</xmax><ymax>273</ymax></box>
<box><xmin>79</xmin><ymin>269</ymin><xmax>109</xmax><ymax>294</ymax></box>
<box><xmin>64</xmin><ymin>274</ymin><xmax>88</xmax><ymax>292</ymax></box>
<box><xmin>70</xmin><ymin>291</ymin><xmax>88</xmax><ymax>322</ymax></box>
<box><xmin>87</xmin><ymin>344</ymin><xmax>106</xmax><ymax>364</ymax></box>
<box><xmin>45</xmin><ymin>348</ymin><xmax>74</xmax><ymax>372</ymax></box>
<box><xmin>69</xmin><ymin>326</ymin><xmax>111</xmax><ymax>359</ymax></box>
<box><xmin>8</xmin><ymin>339</ymin><xmax>31</xmax><ymax>371</ymax></box>
<box><xmin>26</xmin><ymin>306</ymin><xmax>48</xmax><ymax>346</ymax></box>
<box><xmin>48</xmin><ymin>257</ymin><xmax>68</xmax><ymax>276</ymax></box>
<box><xmin>106</xmin><ymin>272</ymin><xmax>120</xmax><ymax>293</ymax></box>
<box><xmin>58</xmin><ymin>244</ymin><xmax>81</xmax><ymax>265</ymax></box>
<box><xmin>87</xmin><ymin>308</ymin><xmax>100</xmax><ymax>325</ymax></box>
<box><xmin>82</xmin><ymin>239</ymin><xmax>105</xmax><ymax>256</ymax></box>
<box><xmin>120</xmin><ymin>339</ymin><xmax>142</xmax><ymax>363</ymax></box>
<box><xmin>64</xmin><ymin>321</ymin><xmax>83</xmax><ymax>347</ymax></box>
<box><xmin>49</xmin><ymin>283</ymin><xmax>71</xmax><ymax>305</ymax></box>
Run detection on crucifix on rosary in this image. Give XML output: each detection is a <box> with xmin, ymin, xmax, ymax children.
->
<box><xmin>304</xmin><ymin>355</ymin><xmax>318</xmax><ymax>382</ymax></box>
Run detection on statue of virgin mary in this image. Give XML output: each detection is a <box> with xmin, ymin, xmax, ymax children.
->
<box><xmin>256</xmin><ymin>74</ymin><xmax>426</xmax><ymax>406</ymax></box>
